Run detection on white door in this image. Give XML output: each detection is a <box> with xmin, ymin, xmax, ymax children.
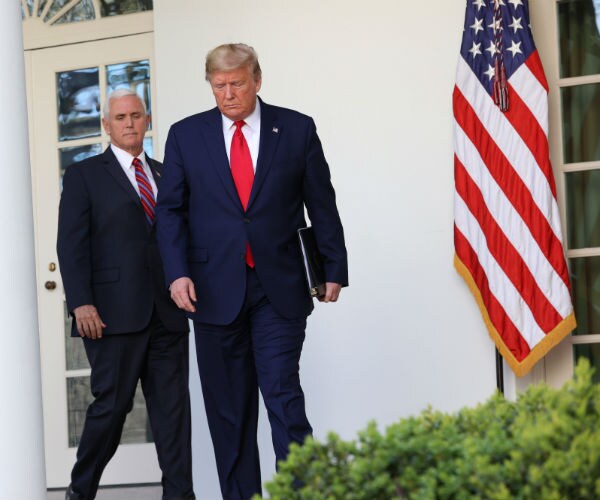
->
<box><xmin>25</xmin><ymin>32</ymin><xmax>161</xmax><ymax>488</ymax></box>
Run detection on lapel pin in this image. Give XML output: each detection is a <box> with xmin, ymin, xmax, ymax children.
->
<box><xmin>272</xmin><ymin>127</ymin><xmax>279</xmax><ymax>134</ymax></box>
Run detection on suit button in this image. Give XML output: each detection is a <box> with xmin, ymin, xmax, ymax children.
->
<box><xmin>240</xmin><ymin>253</ymin><xmax>245</xmax><ymax>261</ymax></box>
<box><xmin>243</xmin><ymin>218</ymin><xmax>250</xmax><ymax>224</ymax></box>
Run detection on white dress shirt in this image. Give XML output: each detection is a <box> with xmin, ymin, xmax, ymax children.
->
<box><xmin>110</xmin><ymin>143</ymin><xmax>158</xmax><ymax>198</ymax></box>
<box><xmin>221</xmin><ymin>98</ymin><xmax>261</xmax><ymax>172</ymax></box>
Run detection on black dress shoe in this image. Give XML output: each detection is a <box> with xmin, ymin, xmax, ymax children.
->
<box><xmin>65</xmin><ymin>484</ymin><xmax>84</xmax><ymax>500</ymax></box>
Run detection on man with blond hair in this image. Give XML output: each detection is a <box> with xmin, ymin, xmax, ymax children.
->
<box><xmin>157</xmin><ymin>43</ymin><xmax>348</xmax><ymax>499</ymax></box>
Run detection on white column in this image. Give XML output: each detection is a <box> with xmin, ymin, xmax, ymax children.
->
<box><xmin>0</xmin><ymin>5</ymin><xmax>47</xmax><ymax>499</ymax></box>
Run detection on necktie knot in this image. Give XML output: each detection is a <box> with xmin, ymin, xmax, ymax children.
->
<box><xmin>234</xmin><ymin>120</ymin><xmax>246</xmax><ymax>132</ymax></box>
<box><xmin>132</xmin><ymin>157</ymin><xmax>143</xmax><ymax>171</ymax></box>
<box><xmin>132</xmin><ymin>157</ymin><xmax>156</xmax><ymax>225</ymax></box>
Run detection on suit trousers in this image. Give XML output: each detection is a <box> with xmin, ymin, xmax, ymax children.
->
<box><xmin>70</xmin><ymin>309</ymin><xmax>194</xmax><ymax>500</ymax></box>
<box><xmin>193</xmin><ymin>267</ymin><xmax>312</xmax><ymax>500</ymax></box>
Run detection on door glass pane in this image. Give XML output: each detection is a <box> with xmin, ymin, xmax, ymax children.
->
<box><xmin>59</xmin><ymin>144</ymin><xmax>103</xmax><ymax>190</ymax></box>
<box><xmin>67</xmin><ymin>377</ymin><xmax>153</xmax><ymax>447</ymax></box>
<box><xmin>570</xmin><ymin>256</ymin><xmax>600</xmax><ymax>335</ymax></box>
<box><xmin>561</xmin><ymin>83</ymin><xmax>600</xmax><ymax>163</ymax></box>
<box><xmin>57</xmin><ymin>68</ymin><xmax>101</xmax><ymax>141</ymax></box>
<box><xmin>64</xmin><ymin>302</ymin><xmax>89</xmax><ymax>371</ymax></box>
<box><xmin>100</xmin><ymin>0</ymin><xmax>153</xmax><ymax>17</ymax></box>
<box><xmin>574</xmin><ymin>344</ymin><xmax>600</xmax><ymax>383</ymax></box>
<box><xmin>558</xmin><ymin>0</ymin><xmax>600</xmax><ymax>78</ymax></box>
<box><xmin>51</xmin><ymin>0</ymin><xmax>96</xmax><ymax>24</ymax></box>
<box><xmin>565</xmin><ymin>169</ymin><xmax>600</xmax><ymax>249</ymax></box>
<box><xmin>143</xmin><ymin>137</ymin><xmax>153</xmax><ymax>158</ymax></box>
<box><xmin>106</xmin><ymin>60</ymin><xmax>152</xmax><ymax>130</ymax></box>
<box><xmin>67</xmin><ymin>377</ymin><xmax>90</xmax><ymax>447</ymax></box>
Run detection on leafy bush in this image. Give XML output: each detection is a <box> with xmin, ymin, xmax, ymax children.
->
<box><xmin>256</xmin><ymin>359</ymin><xmax>600</xmax><ymax>499</ymax></box>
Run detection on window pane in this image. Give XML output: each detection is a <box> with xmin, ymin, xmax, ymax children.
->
<box><xmin>574</xmin><ymin>344</ymin><xmax>600</xmax><ymax>383</ymax></box>
<box><xmin>45</xmin><ymin>0</ymin><xmax>96</xmax><ymax>24</ymax></box>
<box><xmin>23</xmin><ymin>0</ymin><xmax>32</xmax><ymax>17</ymax></box>
<box><xmin>67</xmin><ymin>377</ymin><xmax>90</xmax><ymax>447</ymax></box>
<box><xmin>561</xmin><ymin>83</ymin><xmax>600</xmax><ymax>163</ymax></box>
<box><xmin>57</xmin><ymin>68</ymin><xmax>101</xmax><ymax>141</ymax></box>
<box><xmin>64</xmin><ymin>302</ymin><xmax>89</xmax><ymax>371</ymax></box>
<box><xmin>143</xmin><ymin>137</ymin><xmax>153</xmax><ymax>158</ymax></box>
<box><xmin>106</xmin><ymin>60</ymin><xmax>152</xmax><ymax>130</ymax></box>
<box><xmin>566</xmin><ymin>169</ymin><xmax>600</xmax><ymax>249</ymax></box>
<box><xmin>37</xmin><ymin>0</ymin><xmax>48</xmax><ymax>16</ymax></box>
<box><xmin>59</xmin><ymin>144</ymin><xmax>103</xmax><ymax>190</ymax></box>
<box><xmin>100</xmin><ymin>0</ymin><xmax>153</xmax><ymax>17</ymax></box>
<box><xmin>558</xmin><ymin>0</ymin><xmax>600</xmax><ymax>78</ymax></box>
<box><xmin>570</xmin><ymin>256</ymin><xmax>600</xmax><ymax>335</ymax></box>
<box><xmin>67</xmin><ymin>377</ymin><xmax>153</xmax><ymax>447</ymax></box>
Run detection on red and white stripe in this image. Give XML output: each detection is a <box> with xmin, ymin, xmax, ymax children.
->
<box><xmin>453</xmin><ymin>52</ymin><xmax>576</xmax><ymax>376</ymax></box>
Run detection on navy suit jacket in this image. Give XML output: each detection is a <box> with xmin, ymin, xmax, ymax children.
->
<box><xmin>57</xmin><ymin>147</ymin><xmax>189</xmax><ymax>336</ymax></box>
<box><xmin>156</xmin><ymin>98</ymin><xmax>348</xmax><ymax>325</ymax></box>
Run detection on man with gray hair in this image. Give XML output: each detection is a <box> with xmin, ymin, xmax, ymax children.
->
<box><xmin>157</xmin><ymin>43</ymin><xmax>348</xmax><ymax>499</ymax></box>
<box><xmin>57</xmin><ymin>89</ymin><xmax>195</xmax><ymax>500</ymax></box>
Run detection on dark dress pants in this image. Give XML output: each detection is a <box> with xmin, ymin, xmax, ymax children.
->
<box><xmin>194</xmin><ymin>267</ymin><xmax>312</xmax><ymax>500</ymax></box>
<box><xmin>70</xmin><ymin>310</ymin><xmax>194</xmax><ymax>500</ymax></box>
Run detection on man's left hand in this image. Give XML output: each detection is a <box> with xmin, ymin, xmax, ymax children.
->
<box><xmin>319</xmin><ymin>282</ymin><xmax>342</xmax><ymax>303</ymax></box>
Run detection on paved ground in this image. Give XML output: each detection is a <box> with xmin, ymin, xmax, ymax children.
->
<box><xmin>47</xmin><ymin>485</ymin><xmax>162</xmax><ymax>499</ymax></box>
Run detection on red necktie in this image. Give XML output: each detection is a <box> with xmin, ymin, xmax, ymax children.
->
<box><xmin>230</xmin><ymin>121</ymin><xmax>255</xmax><ymax>267</ymax></box>
<box><xmin>132</xmin><ymin>157</ymin><xmax>156</xmax><ymax>224</ymax></box>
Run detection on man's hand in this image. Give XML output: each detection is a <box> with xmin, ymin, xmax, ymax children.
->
<box><xmin>318</xmin><ymin>282</ymin><xmax>342</xmax><ymax>303</ymax></box>
<box><xmin>73</xmin><ymin>305</ymin><xmax>106</xmax><ymax>339</ymax></box>
<box><xmin>170</xmin><ymin>277</ymin><xmax>197</xmax><ymax>313</ymax></box>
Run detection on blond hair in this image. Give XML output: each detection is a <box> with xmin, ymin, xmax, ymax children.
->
<box><xmin>205</xmin><ymin>43</ymin><xmax>262</xmax><ymax>82</ymax></box>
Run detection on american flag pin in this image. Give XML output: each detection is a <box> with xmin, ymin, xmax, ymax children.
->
<box><xmin>272</xmin><ymin>127</ymin><xmax>279</xmax><ymax>133</ymax></box>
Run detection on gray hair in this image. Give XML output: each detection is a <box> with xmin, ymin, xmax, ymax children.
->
<box><xmin>103</xmin><ymin>89</ymin><xmax>147</xmax><ymax>119</ymax></box>
<box><xmin>205</xmin><ymin>43</ymin><xmax>262</xmax><ymax>82</ymax></box>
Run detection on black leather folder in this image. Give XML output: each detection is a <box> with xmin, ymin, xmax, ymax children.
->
<box><xmin>297</xmin><ymin>226</ymin><xmax>326</xmax><ymax>299</ymax></box>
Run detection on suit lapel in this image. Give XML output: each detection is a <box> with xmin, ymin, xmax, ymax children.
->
<box><xmin>248</xmin><ymin>98</ymin><xmax>280</xmax><ymax>210</ymax></box>
<box><xmin>201</xmin><ymin>108</ymin><xmax>243</xmax><ymax>209</ymax></box>
<box><xmin>102</xmin><ymin>147</ymin><xmax>154</xmax><ymax>231</ymax></box>
<box><xmin>147</xmin><ymin>156</ymin><xmax>162</xmax><ymax>186</ymax></box>
<box><xmin>101</xmin><ymin>147</ymin><xmax>141</xmax><ymax>205</ymax></box>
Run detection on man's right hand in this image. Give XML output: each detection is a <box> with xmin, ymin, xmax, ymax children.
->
<box><xmin>73</xmin><ymin>305</ymin><xmax>106</xmax><ymax>339</ymax></box>
<box><xmin>170</xmin><ymin>277</ymin><xmax>197</xmax><ymax>313</ymax></box>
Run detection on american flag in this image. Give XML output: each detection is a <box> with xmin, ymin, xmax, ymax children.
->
<box><xmin>453</xmin><ymin>0</ymin><xmax>576</xmax><ymax>376</ymax></box>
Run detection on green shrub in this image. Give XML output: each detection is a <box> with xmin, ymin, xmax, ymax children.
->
<box><xmin>256</xmin><ymin>359</ymin><xmax>600</xmax><ymax>499</ymax></box>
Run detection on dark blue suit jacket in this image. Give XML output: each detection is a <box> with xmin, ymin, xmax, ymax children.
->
<box><xmin>57</xmin><ymin>147</ymin><xmax>189</xmax><ymax>336</ymax></box>
<box><xmin>156</xmin><ymin>99</ymin><xmax>348</xmax><ymax>325</ymax></box>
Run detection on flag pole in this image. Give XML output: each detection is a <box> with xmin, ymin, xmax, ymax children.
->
<box><xmin>495</xmin><ymin>348</ymin><xmax>504</xmax><ymax>394</ymax></box>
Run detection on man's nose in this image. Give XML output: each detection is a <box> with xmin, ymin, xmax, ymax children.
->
<box><xmin>224</xmin><ymin>85</ymin><xmax>234</xmax><ymax>99</ymax></box>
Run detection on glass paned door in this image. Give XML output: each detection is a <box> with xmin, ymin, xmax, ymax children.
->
<box><xmin>25</xmin><ymin>32</ymin><xmax>160</xmax><ymax>488</ymax></box>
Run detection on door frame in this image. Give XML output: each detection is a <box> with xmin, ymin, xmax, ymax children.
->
<box><xmin>24</xmin><ymin>32</ymin><xmax>161</xmax><ymax>488</ymax></box>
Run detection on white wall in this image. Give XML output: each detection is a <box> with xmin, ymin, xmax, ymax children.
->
<box><xmin>153</xmin><ymin>1</ymin><xmax>497</xmax><ymax>497</ymax></box>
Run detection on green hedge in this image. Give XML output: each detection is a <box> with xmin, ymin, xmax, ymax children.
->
<box><xmin>257</xmin><ymin>359</ymin><xmax>600</xmax><ymax>499</ymax></box>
